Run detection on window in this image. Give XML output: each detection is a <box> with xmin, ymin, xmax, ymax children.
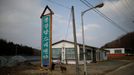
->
<box><xmin>65</xmin><ymin>48</ymin><xmax>75</xmax><ymax>59</ymax></box>
<box><xmin>80</xmin><ymin>48</ymin><xmax>91</xmax><ymax>60</ymax></box>
<box><xmin>114</xmin><ymin>50</ymin><xmax>122</xmax><ymax>54</ymax></box>
<box><xmin>52</xmin><ymin>48</ymin><xmax>61</xmax><ymax>59</ymax></box>
<box><xmin>86</xmin><ymin>50</ymin><xmax>91</xmax><ymax>60</ymax></box>
<box><xmin>80</xmin><ymin>48</ymin><xmax>83</xmax><ymax>60</ymax></box>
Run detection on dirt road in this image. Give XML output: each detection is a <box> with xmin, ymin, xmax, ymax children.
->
<box><xmin>0</xmin><ymin>60</ymin><xmax>133</xmax><ymax>75</ymax></box>
<box><xmin>106</xmin><ymin>62</ymin><xmax>134</xmax><ymax>75</ymax></box>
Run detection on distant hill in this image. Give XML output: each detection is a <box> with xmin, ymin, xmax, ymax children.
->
<box><xmin>102</xmin><ymin>31</ymin><xmax>134</xmax><ymax>49</ymax></box>
<box><xmin>0</xmin><ymin>39</ymin><xmax>40</xmax><ymax>56</ymax></box>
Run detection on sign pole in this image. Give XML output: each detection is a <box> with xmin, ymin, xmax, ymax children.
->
<box><xmin>50</xmin><ymin>14</ymin><xmax>53</xmax><ymax>67</ymax></box>
<box><xmin>40</xmin><ymin>5</ymin><xmax>54</xmax><ymax>68</ymax></box>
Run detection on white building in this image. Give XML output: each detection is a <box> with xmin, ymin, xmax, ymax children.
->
<box><xmin>105</xmin><ymin>48</ymin><xmax>125</xmax><ymax>54</ymax></box>
<box><xmin>105</xmin><ymin>48</ymin><xmax>134</xmax><ymax>57</ymax></box>
<box><xmin>52</xmin><ymin>40</ymin><xmax>108</xmax><ymax>64</ymax></box>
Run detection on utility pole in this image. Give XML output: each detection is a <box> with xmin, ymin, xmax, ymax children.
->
<box><xmin>71</xmin><ymin>6</ymin><xmax>79</xmax><ymax>75</ymax></box>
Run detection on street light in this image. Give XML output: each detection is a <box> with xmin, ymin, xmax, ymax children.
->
<box><xmin>81</xmin><ymin>3</ymin><xmax>104</xmax><ymax>75</ymax></box>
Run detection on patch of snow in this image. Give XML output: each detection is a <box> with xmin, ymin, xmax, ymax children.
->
<box><xmin>0</xmin><ymin>56</ymin><xmax>7</xmax><ymax>67</ymax></box>
<box><xmin>6</xmin><ymin>56</ymin><xmax>26</xmax><ymax>67</ymax></box>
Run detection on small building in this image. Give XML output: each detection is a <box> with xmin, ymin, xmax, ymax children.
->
<box><xmin>105</xmin><ymin>48</ymin><xmax>125</xmax><ymax>54</ymax></box>
<box><xmin>105</xmin><ymin>48</ymin><xmax>134</xmax><ymax>59</ymax></box>
<box><xmin>52</xmin><ymin>40</ymin><xmax>108</xmax><ymax>64</ymax></box>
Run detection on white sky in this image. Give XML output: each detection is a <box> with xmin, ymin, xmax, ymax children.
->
<box><xmin>0</xmin><ymin>0</ymin><xmax>134</xmax><ymax>49</ymax></box>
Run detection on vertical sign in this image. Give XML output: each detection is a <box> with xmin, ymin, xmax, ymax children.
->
<box><xmin>40</xmin><ymin>5</ymin><xmax>54</xmax><ymax>67</ymax></box>
<box><xmin>42</xmin><ymin>15</ymin><xmax>50</xmax><ymax>67</ymax></box>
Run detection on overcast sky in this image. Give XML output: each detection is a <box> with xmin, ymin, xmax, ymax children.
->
<box><xmin>0</xmin><ymin>0</ymin><xmax>134</xmax><ymax>49</ymax></box>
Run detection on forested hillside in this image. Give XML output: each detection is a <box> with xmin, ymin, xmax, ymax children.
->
<box><xmin>0</xmin><ymin>39</ymin><xmax>40</xmax><ymax>56</ymax></box>
<box><xmin>102</xmin><ymin>32</ymin><xmax>134</xmax><ymax>49</ymax></box>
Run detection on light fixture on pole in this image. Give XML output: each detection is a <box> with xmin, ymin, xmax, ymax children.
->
<box><xmin>81</xmin><ymin>3</ymin><xmax>104</xmax><ymax>75</ymax></box>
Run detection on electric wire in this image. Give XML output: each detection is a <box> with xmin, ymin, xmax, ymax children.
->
<box><xmin>46</xmin><ymin>0</ymin><xmax>71</xmax><ymax>9</ymax></box>
<box><xmin>110</xmin><ymin>0</ymin><xmax>132</xmax><ymax>27</ymax></box>
<box><xmin>123</xmin><ymin>0</ymin><xmax>131</xmax><ymax>10</ymax></box>
<box><xmin>121</xmin><ymin>0</ymin><xmax>131</xmax><ymax>13</ymax></box>
<box><xmin>110</xmin><ymin>0</ymin><xmax>134</xmax><ymax>28</ymax></box>
<box><xmin>109</xmin><ymin>1</ymin><xmax>120</xmax><ymax>17</ymax></box>
<box><xmin>110</xmin><ymin>1</ymin><xmax>126</xmax><ymax>20</ymax></box>
<box><xmin>65</xmin><ymin>10</ymin><xmax>72</xmax><ymax>40</ymax></box>
<box><xmin>125</xmin><ymin>0</ymin><xmax>134</xmax><ymax>11</ymax></box>
<box><xmin>80</xmin><ymin>0</ymin><xmax>128</xmax><ymax>33</ymax></box>
<box><xmin>45</xmin><ymin>0</ymin><xmax>72</xmax><ymax>40</ymax></box>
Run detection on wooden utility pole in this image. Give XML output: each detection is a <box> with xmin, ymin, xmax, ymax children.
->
<box><xmin>71</xmin><ymin>6</ymin><xmax>79</xmax><ymax>75</ymax></box>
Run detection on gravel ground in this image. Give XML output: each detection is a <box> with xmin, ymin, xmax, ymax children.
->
<box><xmin>0</xmin><ymin>60</ymin><xmax>132</xmax><ymax>75</ymax></box>
<box><xmin>86</xmin><ymin>60</ymin><xmax>131</xmax><ymax>75</ymax></box>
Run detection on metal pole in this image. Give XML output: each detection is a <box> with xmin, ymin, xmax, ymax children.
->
<box><xmin>81</xmin><ymin>12</ymin><xmax>87</xmax><ymax>75</ymax></box>
<box><xmin>80</xmin><ymin>3</ymin><xmax>104</xmax><ymax>75</ymax></box>
<box><xmin>81</xmin><ymin>4</ymin><xmax>104</xmax><ymax>75</ymax></box>
<box><xmin>71</xmin><ymin>6</ymin><xmax>79</xmax><ymax>75</ymax></box>
<box><xmin>81</xmin><ymin>8</ymin><xmax>94</xmax><ymax>75</ymax></box>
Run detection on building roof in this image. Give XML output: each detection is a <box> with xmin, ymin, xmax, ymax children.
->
<box><xmin>99</xmin><ymin>48</ymin><xmax>110</xmax><ymax>52</ymax></box>
<box><xmin>52</xmin><ymin>40</ymin><xmax>97</xmax><ymax>49</ymax></box>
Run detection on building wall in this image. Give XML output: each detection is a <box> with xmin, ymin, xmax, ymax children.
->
<box><xmin>52</xmin><ymin>42</ymin><xmax>80</xmax><ymax>64</ymax></box>
<box><xmin>105</xmin><ymin>48</ymin><xmax>126</xmax><ymax>59</ymax></box>
<box><xmin>52</xmin><ymin>41</ymin><xmax>94</xmax><ymax>64</ymax></box>
<box><xmin>105</xmin><ymin>48</ymin><xmax>125</xmax><ymax>54</ymax></box>
<box><xmin>52</xmin><ymin>41</ymin><xmax>108</xmax><ymax>64</ymax></box>
<box><xmin>96</xmin><ymin>49</ymin><xmax>108</xmax><ymax>61</ymax></box>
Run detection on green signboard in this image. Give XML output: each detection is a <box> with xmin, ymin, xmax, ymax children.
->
<box><xmin>41</xmin><ymin>15</ymin><xmax>50</xmax><ymax>67</ymax></box>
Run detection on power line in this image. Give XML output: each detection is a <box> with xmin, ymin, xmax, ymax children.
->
<box><xmin>125</xmin><ymin>0</ymin><xmax>134</xmax><ymax>12</ymax></box>
<box><xmin>44</xmin><ymin>0</ymin><xmax>72</xmax><ymax>40</ymax></box>
<box><xmin>121</xmin><ymin>0</ymin><xmax>131</xmax><ymax>14</ymax></box>
<box><xmin>110</xmin><ymin>1</ymin><xmax>127</xmax><ymax>19</ymax></box>
<box><xmin>80</xmin><ymin>0</ymin><xmax>128</xmax><ymax>33</ymax></box>
<box><xmin>65</xmin><ymin>10</ymin><xmax>72</xmax><ymax>40</ymax></box>
<box><xmin>110</xmin><ymin>1</ymin><xmax>121</xmax><ymax>15</ymax></box>
<box><xmin>100</xmin><ymin>0</ymin><xmax>103</xmax><ymax>2</ymax></box>
<box><xmin>109</xmin><ymin>0</ymin><xmax>134</xmax><ymax>30</ymax></box>
<box><xmin>46</xmin><ymin>0</ymin><xmax>71</xmax><ymax>9</ymax></box>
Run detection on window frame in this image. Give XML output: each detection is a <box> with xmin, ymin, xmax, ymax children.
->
<box><xmin>114</xmin><ymin>50</ymin><xmax>122</xmax><ymax>54</ymax></box>
<box><xmin>52</xmin><ymin>48</ymin><xmax>62</xmax><ymax>59</ymax></box>
<box><xmin>65</xmin><ymin>48</ymin><xmax>75</xmax><ymax>60</ymax></box>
